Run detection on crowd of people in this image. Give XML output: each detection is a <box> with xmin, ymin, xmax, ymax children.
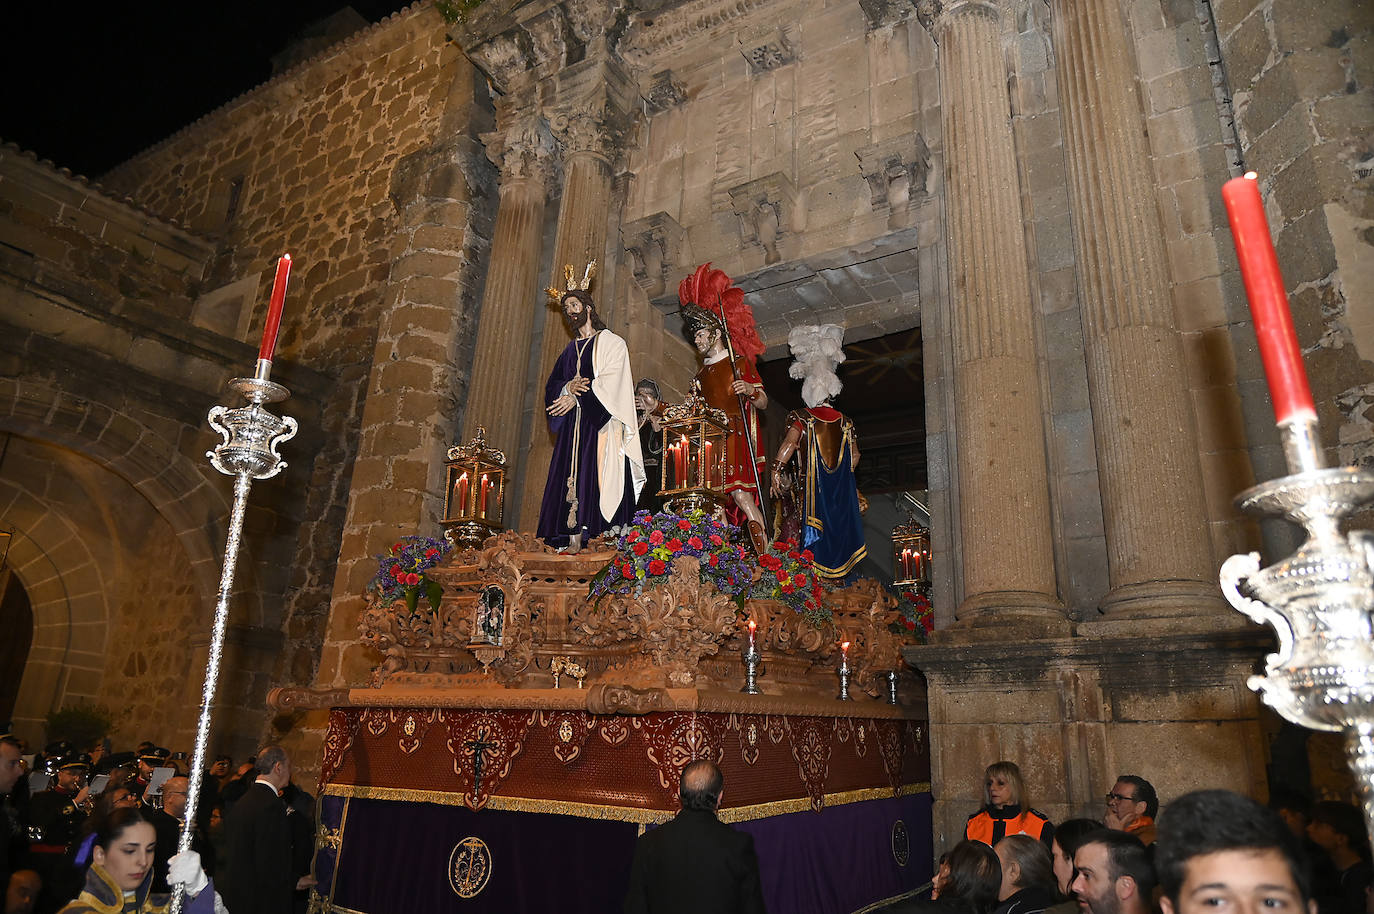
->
<box><xmin>883</xmin><ymin>763</ymin><xmax>1372</xmax><ymax>914</ymax></box>
<box><xmin>0</xmin><ymin>728</ymin><xmax>314</xmax><ymax>914</ymax></box>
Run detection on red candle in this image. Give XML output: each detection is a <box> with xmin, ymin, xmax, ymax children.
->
<box><xmin>257</xmin><ymin>254</ymin><xmax>292</xmax><ymax>363</ymax></box>
<box><xmin>675</xmin><ymin>437</ymin><xmax>688</xmax><ymax>484</ymax></box>
<box><xmin>480</xmin><ymin>474</ymin><xmax>490</xmax><ymax>517</ymax></box>
<box><xmin>1220</xmin><ymin>175</ymin><xmax>1316</xmax><ymax>424</ymax></box>
<box><xmin>456</xmin><ymin>472</ymin><xmax>469</xmax><ymax>517</ymax></box>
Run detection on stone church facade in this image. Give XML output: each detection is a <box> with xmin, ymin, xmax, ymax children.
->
<box><xmin>1</xmin><ymin>0</ymin><xmax>1369</xmax><ymax>852</ymax></box>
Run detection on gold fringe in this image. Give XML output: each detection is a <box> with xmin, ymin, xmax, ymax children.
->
<box><xmin>321</xmin><ymin>781</ymin><xmax>930</xmax><ymax>825</ymax></box>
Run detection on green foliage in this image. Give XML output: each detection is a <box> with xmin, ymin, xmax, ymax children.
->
<box><xmin>46</xmin><ymin>701</ymin><xmax>116</xmax><ymax>751</ymax></box>
<box><xmin>435</xmin><ymin>0</ymin><xmax>486</xmax><ymax>24</ymax></box>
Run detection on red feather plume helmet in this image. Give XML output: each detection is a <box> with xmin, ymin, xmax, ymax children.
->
<box><xmin>677</xmin><ymin>263</ymin><xmax>764</xmax><ymax>367</ymax></box>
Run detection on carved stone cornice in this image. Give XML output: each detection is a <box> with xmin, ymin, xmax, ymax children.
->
<box><xmin>727</xmin><ymin>172</ymin><xmax>801</xmax><ymax>265</ymax></box>
<box><xmin>856</xmin><ymin>133</ymin><xmax>932</xmax><ymax>215</ymax></box>
<box><xmin>455</xmin><ymin>0</ymin><xmax>629</xmax><ymax>96</ymax></box>
<box><xmin>621</xmin><ymin>211</ymin><xmax>687</xmax><ymax>298</ymax></box>
<box><xmin>914</xmin><ymin>0</ymin><xmax>943</xmax><ymax>31</ymax></box>
<box><xmin>617</xmin><ymin>0</ymin><xmax>775</xmax><ymax>68</ymax></box>
<box><xmin>859</xmin><ymin>0</ymin><xmax>918</xmax><ymax>31</ymax></box>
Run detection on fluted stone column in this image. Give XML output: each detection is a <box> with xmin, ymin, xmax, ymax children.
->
<box><xmin>1051</xmin><ymin>0</ymin><xmax>1225</xmax><ymax>619</ymax></box>
<box><xmin>464</xmin><ymin>111</ymin><xmax>555</xmax><ymax>457</ymax></box>
<box><xmin>936</xmin><ymin>0</ymin><xmax>1064</xmax><ymax>627</ymax></box>
<box><xmin>518</xmin><ymin>96</ymin><xmax>626</xmax><ymax>530</ymax></box>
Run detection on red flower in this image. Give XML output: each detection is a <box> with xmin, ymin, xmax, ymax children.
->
<box><xmin>665</xmin><ymin>538</ymin><xmax>683</xmax><ymax>552</ymax></box>
<box><xmin>709</xmin><ymin>534</ymin><xmax>724</xmax><ymax>546</ymax></box>
<box><xmin>794</xmin><ymin>573</ymin><xmax>808</xmax><ymax>588</ymax></box>
<box><xmin>802</xmin><ymin>549</ymin><xmax>814</xmax><ymax>562</ymax></box>
<box><xmin>688</xmin><ymin>536</ymin><xmax>704</xmax><ymax>550</ymax></box>
<box><xmin>773</xmin><ymin>541</ymin><xmax>789</xmax><ymax>552</ymax></box>
<box><xmin>677</xmin><ymin>519</ymin><xmax>692</xmax><ymax>531</ymax></box>
<box><xmin>781</xmin><ymin>583</ymin><xmax>795</xmax><ymax>594</ymax></box>
<box><xmin>626</xmin><ymin>529</ymin><xmax>640</xmax><ymax>541</ymax></box>
<box><xmin>708</xmin><ymin>554</ymin><xmax>719</xmax><ymax>567</ymax></box>
<box><xmin>392</xmin><ymin>542</ymin><xmax>403</xmax><ymax>554</ymax></box>
<box><xmin>425</xmin><ymin>548</ymin><xmax>440</xmax><ymax>560</ymax></box>
<box><xmin>632</xmin><ymin>541</ymin><xmax>649</xmax><ymax>556</ymax></box>
<box><xmin>775</xmin><ymin>568</ymin><xmax>789</xmax><ymax>583</ymax></box>
<box><xmin>404</xmin><ymin>572</ymin><xmax>421</xmax><ymax>585</ymax></box>
<box><xmin>904</xmin><ymin>617</ymin><xmax>917</xmax><ymax>630</ymax></box>
<box><xmin>649</xmin><ymin>530</ymin><xmax>665</xmax><ymax>546</ymax></box>
<box><xmin>621</xmin><ymin>563</ymin><xmax>636</xmax><ymax>579</ymax></box>
<box><xmin>648</xmin><ymin>559</ymin><xmax>667</xmax><ymax>575</ymax></box>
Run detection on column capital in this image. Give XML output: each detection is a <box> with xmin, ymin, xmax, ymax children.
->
<box><xmin>549</xmin><ymin>98</ymin><xmax>627</xmax><ymax>167</ymax></box>
<box><xmin>923</xmin><ymin>0</ymin><xmax>1002</xmax><ymax>33</ymax></box>
<box><xmin>482</xmin><ymin>112</ymin><xmax>557</xmax><ymax>188</ymax></box>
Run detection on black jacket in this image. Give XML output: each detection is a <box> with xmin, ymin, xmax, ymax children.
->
<box><xmin>623</xmin><ymin>808</ymin><xmax>767</xmax><ymax>914</ymax></box>
<box><xmin>219</xmin><ymin>782</ymin><xmax>293</xmax><ymax>914</ymax></box>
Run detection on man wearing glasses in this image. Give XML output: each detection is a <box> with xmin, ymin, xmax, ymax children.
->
<box><xmin>148</xmin><ymin>776</ymin><xmax>215</xmax><ymax>893</ymax></box>
<box><xmin>1104</xmin><ymin>776</ymin><xmax>1158</xmax><ymax>846</ymax></box>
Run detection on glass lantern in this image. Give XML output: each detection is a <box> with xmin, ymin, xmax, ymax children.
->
<box><xmin>659</xmin><ymin>392</ymin><xmax>730</xmax><ymax>515</ymax></box>
<box><xmin>441</xmin><ymin>426</ymin><xmax>507</xmax><ymax>549</ymax></box>
<box><xmin>891</xmin><ymin>517</ymin><xmax>930</xmax><ymax>587</ymax></box>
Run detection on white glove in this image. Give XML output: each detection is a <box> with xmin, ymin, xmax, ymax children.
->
<box><xmin>167</xmin><ymin>850</ymin><xmax>209</xmax><ymax>897</ymax></box>
<box><xmin>213</xmin><ymin>890</ymin><xmax>228</xmax><ymax>914</ymax></box>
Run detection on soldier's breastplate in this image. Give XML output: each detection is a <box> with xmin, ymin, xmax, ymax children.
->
<box><xmin>698</xmin><ymin>360</ymin><xmax>742</xmax><ymax>420</ymax></box>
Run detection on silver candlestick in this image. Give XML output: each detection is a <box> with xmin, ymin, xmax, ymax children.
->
<box><xmin>886</xmin><ymin>670</ymin><xmax>899</xmax><ymax>705</ymax></box>
<box><xmin>837</xmin><ymin>655</ymin><xmax>852</xmax><ymax>701</ymax></box>
<box><xmin>171</xmin><ymin>364</ymin><xmax>297</xmax><ymax>914</ymax></box>
<box><xmin>741</xmin><ymin>646</ymin><xmax>763</xmax><ymax>694</ymax></box>
<box><xmin>1220</xmin><ymin>414</ymin><xmax>1374</xmax><ymax>840</ymax></box>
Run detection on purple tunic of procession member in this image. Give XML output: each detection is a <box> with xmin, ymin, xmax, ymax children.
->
<box><xmin>537</xmin><ymin>334</ymin><xmax>636</xmax><ymax>548</ymax></box>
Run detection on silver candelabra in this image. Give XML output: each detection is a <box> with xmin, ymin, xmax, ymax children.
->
<box><xmin>1220</xmin><ymin>415</ymin><xmax>1374</xmax><ymax>839</ymax></box>
<box><xmin>171</xmin><ymin>365</ymin><xmax>297</xmax><ymax>914</ymax></box>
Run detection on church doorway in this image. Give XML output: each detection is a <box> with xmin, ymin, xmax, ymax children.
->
<box><xmin>0</xmin><ymin>567</ymin><xmax>33</xmax><ymax>723</ymax></box>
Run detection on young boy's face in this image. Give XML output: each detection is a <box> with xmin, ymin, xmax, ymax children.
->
<box><xmin>1161</xmin><ymin>848</ymin><xmax>1314</xmax><ymax>914</ymax></box>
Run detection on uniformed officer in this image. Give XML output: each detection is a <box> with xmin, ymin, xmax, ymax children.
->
<box><xmin>28</xmin><ymin>752</ymin><xmax>90</xmax><ymax>911</ymax></box>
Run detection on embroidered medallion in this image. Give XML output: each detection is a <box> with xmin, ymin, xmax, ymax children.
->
<box><xmin>448</xmin><ymin>837</ymin><xmax>493</xmax><ymax>898</ymax></box>
<box><xmin>891</xmin><ymin>819</ymin><xmax>910</xmax><ymax>867</ymax></box>
<box><xmin>540</xmin><ymin>710</ymin><xmax>592</xmax><ymax>764</ymax></box>
<box><xmin>784</xmin><ymin>715</ymin><xmax>834</xmax><ymax>811</ymax></box>
<box><xmin>855</xmin><ymin>722</ymin><xmax>868</xmax><ymax>757</ymax></box>
<box><xmin>598</xmin><ymin>717</ymin><xmax>630</xmax><ymax>747</ymax></box>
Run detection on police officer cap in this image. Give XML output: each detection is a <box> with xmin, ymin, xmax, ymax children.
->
<box><xmin>139</xmin><ymin>746</ymin><xmax>171</xmax><ymax>764</ymax></box>
<box><xmin>57</xmin><ymin>753</ymin><xmax>91</xmax><ymax>773</ymax></box>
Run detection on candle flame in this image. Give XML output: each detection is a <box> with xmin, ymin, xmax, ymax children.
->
<box><xmin>748</xmin><ymin>619</ymin><xmax>756</xmax><ymax>631</ymax></box>
<box><xmin>1243</xmin><ymin>171</ymin><xmax>1257</xmax><ymax>181</ymax></box>
<box><xmin>841</xmin><ymin>641</ymin><xmax>850</xmax><ymax>651</ymax></box>
<box><xmin>282</xmin><ymin>252</ymin><xmax>292</xmax><ymax>261</ymax></box>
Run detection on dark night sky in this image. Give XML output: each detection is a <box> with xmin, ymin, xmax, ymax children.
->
<box><xmin>2</xmin><ymin>2</ymin><xmax>415</xmax><ymax>179</ymax></box>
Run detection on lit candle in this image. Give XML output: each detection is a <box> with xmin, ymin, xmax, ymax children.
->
<box><xmin>839</xmin><ymin>640</ymin><xmax>850</xmax><ymax>671</ymax></box>
<box><xmin>676</xmin><ymin>436</ymin><xmax>688</xmax><ymax>483</ymax></box>
<box><xmin>480</xmin><ymin>474</ymin><xmax>490</xmax><ymax>517</ymax></box>
<box><xmin>257</xmin><ymin>254</ymin><xmax>292</xmax><ymax>365</ymax></box>
<box><xmin>704</xmin><ymin>440</ymin><xmax>714</xmax><ymax>485</ymax></box>
<box><xmin>747</xmin><ymin>618</ymin><xmax>757</xmax><ymax>651</ymax></box>
<box><xmin>1220</xmin><ymin>174</ymin><xmax>1316</xmax><ymax>425</ymax></box>
<box><xmin>456</xmin><ymin>472</ymin><xmax>469</xmax><ymax>517</ymax></box>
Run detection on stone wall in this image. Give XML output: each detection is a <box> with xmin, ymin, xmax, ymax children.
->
<box><xmin>97</xmin><ymin>4</ymin><xmax>480</xmax><ymax>711</ymax></box>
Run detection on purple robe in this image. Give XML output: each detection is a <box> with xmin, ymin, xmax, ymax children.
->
<box><xmin>537</xmin><ymin>334</ymin><xmax>636</xmax><ymax>547</ymax></box>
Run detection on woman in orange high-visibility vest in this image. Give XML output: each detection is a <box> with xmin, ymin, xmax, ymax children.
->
<box><xmin>965</xmin><ymin>761</ymin><xmax>1055</xmax><ymax>849</ymax></box>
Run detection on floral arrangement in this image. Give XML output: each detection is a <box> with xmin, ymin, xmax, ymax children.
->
<box><xmin>369</xmin><ymin>535</ymin><xmax>451</xmax><ymax>613</ymax></box>
<box><xmin>590</xmin><ymin>510</ymin><xmax>832</xmax><ymax>627</ymax></box>
<box><xmin>751</xmin><ymin>540</ymin><xmax>830</xmax><ymax>627</ymax></box>
<box><xmin>891</xmin><ymin>584</ymin><xmax>934</xmax><ymax>642</ymax></box>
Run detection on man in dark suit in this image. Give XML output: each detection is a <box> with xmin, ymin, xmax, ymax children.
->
<box><xmin>219</xmin><ymin>746</ymin><xmax>309</xmax><ymax>914</ymax></box>
<box><xmin>624</xmin><ymin>759</ymin><xmax>768</xmax><ymax>914</ymax></box>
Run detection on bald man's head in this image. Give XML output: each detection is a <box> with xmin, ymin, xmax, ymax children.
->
<box><xmin>680</xmin><ymin>760</ymin><xmax>724</xmax><ymax>812</ymax></box>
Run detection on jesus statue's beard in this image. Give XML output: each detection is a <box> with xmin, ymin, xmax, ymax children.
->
<box><xmin>566</xmin><ymin>307</ymin><xmax>592</xmax><ymax>333</ymax></box>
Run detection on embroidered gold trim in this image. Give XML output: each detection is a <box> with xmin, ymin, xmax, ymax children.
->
<box><xmin>321</xmin><ymin>781</ymin><xmax>930</xmax><ymax>825</ymax></box>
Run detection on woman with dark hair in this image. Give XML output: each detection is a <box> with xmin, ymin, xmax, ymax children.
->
<box><xmin>60</xmin><ymin>807</ymin><xmax>216</xmax><ymax>913</ymax></box>
<box><xmin>966</xmin><ymin>762</ymin><xmax>1055</xmax><ymax>849</ymax></box>
<box><xmin>887</xmin><ymin>840</ymin><xmax>1002</xmax><ymax>914</ymax></box>
<box><xmin>1045</xmin><ymin>818</ymin><xmax>1103</xmax><ymax>914</ymax></box>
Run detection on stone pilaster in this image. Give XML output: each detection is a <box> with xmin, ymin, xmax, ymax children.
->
<box><xmin>518</xmin><ymin>71</ymin><xmax>634</xmax><ymax>531</ymax></box>
<box><xmin>464</xmin><ymin>106</ymin><xmax>556</xmax><ymax>458</ymax></box>
<box><xmin>1050</xmin><ymin>0</ymin><xmax>1226</xmax><ymax>621</ymax></box>
<box><xmin>935</xmin><ymin>0</ymin><xmax>1064</xmax><ymax>628</ymax></box>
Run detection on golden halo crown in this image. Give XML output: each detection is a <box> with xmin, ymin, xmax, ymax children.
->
<box><xmin>544</xmin><ymin>262</ymin><xmax>597</xmax><ymax>308</ymax></box>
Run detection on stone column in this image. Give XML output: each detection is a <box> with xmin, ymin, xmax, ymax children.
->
<box><xmin>517</xmin><ymin>93</ymin><xmax>628</xmax><ymax>530</ymax></box>
<box><xmin>935</xmin><ymin>0</ymin><xmax>1064</xmax><ymax>628</ymax></box>
<box><xmin>463</xmin><ymin>109</ymin><xmax>555</xmax><ymax>457</ymax></box>
<box><xmin>1051</xmin><ymin>0</ymin><xmax>1225</xmax><ymax>620</ymax></box>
